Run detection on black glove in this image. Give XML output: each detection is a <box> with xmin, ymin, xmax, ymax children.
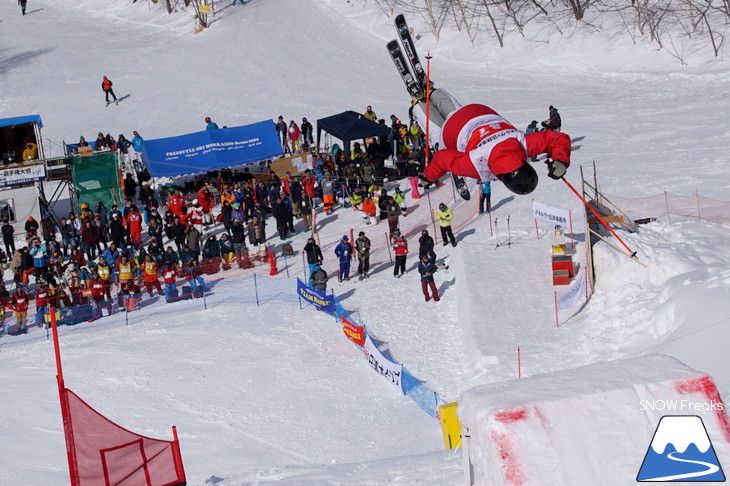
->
<box><xmin>547</xmin><ymin>160</ymin><xmax>568</xmax><ymax>180</ymax></box>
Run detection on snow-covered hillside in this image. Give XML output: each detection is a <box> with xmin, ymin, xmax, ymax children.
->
<box><xmin>1</xmin><ymin>0</ymin><xmax>730</xmax><ymax>484</ymax></box>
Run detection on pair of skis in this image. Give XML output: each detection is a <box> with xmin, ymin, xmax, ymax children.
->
<box><xmin>387</xmin><ymin>15</ymin><xmax>471</xmax><ymax>201</ymax></box>
<box><xmin>387</xmin><ymin>14</ymin><xmax>427</xmax><ymax>101</ymax></box>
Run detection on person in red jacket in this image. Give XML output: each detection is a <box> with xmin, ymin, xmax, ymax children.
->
<box><xmin>301</xmin><ymin>170</ymin><xmax>316</xmax><ymax>200</ymax></box>
<box><xmin>161</xmin><ymin>259</ymin><xmax>178</xmax><ymax>303</ymax></box>
<box><xmin>167</xmin><ymin>190</ymin><xmax>187</xmax><ymax>218</ymax></box>
<box><xmin>102</xmin><ymin>76</ymin><xmax>118</xmax><ymax>105</ymax></box>
<box><xmin>415</xmin><ymin>89</ymin><xmax>571</xmax><ymax>195</ymax></box>
<box><xmin>10</xmin><ymin>287</ymin><xmax>29</xmax><ymax>334</ymax></box>
<box><xmin>197</xmin><ymin>186</ymin><xmax>214</xmax><ymax>214</ymax></box>
<box><xmin>391</xmin><ymin>229</ymin><xmax>408</xmax><ymax>278</ymax></box>
<box><xmin>126</xmin><ymin>206</ymin><xmax>143</xmax><ymax>249</ymax></box>
<box><xmin>89</xmin><ymin>274</ymin><xmax>112</xmax><ymax>319</ymax></box>
<box><xmin>33</xmin><ymin>281</ymin><xmax>50</xmax><ymax>327</ymax></box>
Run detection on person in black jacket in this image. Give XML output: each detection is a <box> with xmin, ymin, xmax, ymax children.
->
<box><xmin>310</xmin><ymin>263</ymin><xmax>328</xmax><ymax>293</ymax></box>
<box><xmin>109</xmin><ymin>213</ymin><xmax>126</xmax><ymax>247</ymax></box>
<box><xmin>221</xmin><ymin>200</ymin><xmax>233</xmax><ymax>235</ymax></box>
<box><xmin>303</xmin><ymin>237</ymin><xmax>323</xmax><ymax>284</ymax></box>
<box><xmin>290</xmin><ymin>179</ymin><xmax>303</xmax><ymax>218</ymax></box>
<box><xmin>24</xmin><ymin>216</ymin><xmax>39</xmax><ymax>239</ymax></box>
<box><xmin>418</xmin><ymin>229</ymin><xmax>436</xmax><ymax>262</ymax></box>
<box><xmin>169</xmin><ymin>216</ymin><xmax>187</xmax><ymax>254</ymax></box>
<box><xmin>271</xmin><ymin>197</ymin><xmax>290</xmax><ymax>240</ymax></box>
<box><xmin>123</xmin><ymin>173</ymin><xmax>138</xmax><ymax>202</ymax></box>
<box><xmin>2</xmin><ymin>220</ymin><xmax>15</xmax><ymax>257</ymax></box>
<box><xmin>418</xmin><ymin>254</ymin><xmax>440</xmax><ymax>302</ymax></box>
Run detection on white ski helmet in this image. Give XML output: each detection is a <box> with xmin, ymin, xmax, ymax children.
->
<box><xmin>193</xmin><ymin>198</ymin><xmax>199</xmax><ymax>205</ymax></box>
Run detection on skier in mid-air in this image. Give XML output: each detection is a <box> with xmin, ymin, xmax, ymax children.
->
<box><xmin>102</xmin><ymin>76</ymin><xmax>118</xmax><ymax>105</ymax></box>
<box><xmin>388</xmin><ymin>15</ymin><xmax>572</xmax><ymax>196</ymax></box>
<box><xmin>412</xmin><ymin>90</ymin><xmax>572</xmax><ymax>195</ymax></box>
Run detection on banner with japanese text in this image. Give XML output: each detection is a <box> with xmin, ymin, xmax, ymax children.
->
<box><xmin>0</xmin><ymin>162</ymin><xmax>46</xmax><ymax>186</ymax></box>
<box><xmin>533</xmin><ymin>200</ymin><xmax>570</xmax><ymax>228</ymax></box>
<box><xmin>363</xmin><ymin>334</ymin><xmax>403</xmax><ymax>391</ymax></box>
<box><xmin>556</xmin><ymin>270</ymin><xmax>586</xmax><ymax>310</ymax></box>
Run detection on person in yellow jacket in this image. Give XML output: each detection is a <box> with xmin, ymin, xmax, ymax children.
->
<box><xmin>409</xmin><ymin>121</ymin><xmax>424</xmax><ymax>151</ymax></box>
<box><xmin>22</xmin><ymin>142</ymin><xmax>38</xmax><ymax>161</ymax></box>
<box><xmin>349</xmin><ymin>187</ymin><xmax>364</xmax><ymax>210</ymax></box>
<box><xmin>435</xmin><ymin>203</ymin><xmax>457</xmax><ymax>247</ymax></box>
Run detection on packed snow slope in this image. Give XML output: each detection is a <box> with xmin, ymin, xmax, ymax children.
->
<box><xmin>2</xmin><ymin>0</ymin><xmax>730</xmax><ymax>484</ymax></box>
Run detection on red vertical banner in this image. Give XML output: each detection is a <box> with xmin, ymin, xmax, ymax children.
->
<box><xmin>51</xmin><ymin>307</ymin><xmax>81</xmax><ymax>486</ymax></box>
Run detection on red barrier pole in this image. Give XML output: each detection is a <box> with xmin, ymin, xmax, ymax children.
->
<box><xmin>562</xmin><ymin>178</ymin><xmax>638</xmax><ymax>259</ymax></box>
<box><xmin>50</xmin><ymin>307</ymin><xmax>80</xmax><ymax>486</ymax></box>
<box><xmin>489</xmin><ymin>211</ymin><xmax>494</xmax><ymax>237</ymax></box>
<box><xmin>534</xmin><ymin>218</ymin><xmax>540</xmax><ymax>240</ymax></box>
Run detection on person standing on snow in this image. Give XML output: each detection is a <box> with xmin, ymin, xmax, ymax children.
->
<box><xmin>310</xmin><ymin>263</ymin><xmax>328</xmax><ymax>294</ymax></box>
<box><xmin>288</xmin><ymin>121</ymin><xmax>301</xmax><ymax>154</ymax></box>
<box><xmin>334</xmin><ymin>235</ymin><xmax>352</xmax><ymax>282</ymax></box>
<box><xmin>418</xmin><ymin>254</ymin><xmax>440</xmax><ymax>302</ymax></box>
<box><xmin>418</xmin><ymin>229</ymin><xmax>436</xmax><ymax>262</ymax></box>
<box><xmin>479</xmin><ymin>180</ymin><xmax>491</xmax><ymax>214</ymax></box>
<box><xmin>355</xmin><ymin>231</ymin><xmax>371</xmax><ymax>280</ymax></box>
<box><xmin>102</xmin><ymin>76</ymin><xmax>118</xmax><ymax>105</ymax></box>
<box><xmin>303</xmin><ymin>237</ymin><xmax>323</xmax><ymax>284</ymax></box>
<box><xmin>391</xmin><ymin>229</ymin><xmax>408</xmax><ymax>278</ymax></box>
<box><xmin>300</xmin><ymin>117</ymin><xmax>314</xmax><ymax>148</ymax></box>
<box><xmin>19</xmin><ymin>0</ymin><xmax>28</xmax><ymax>15</ymax></box>
<box><xmin>275</xmin><ymin>116</ymin><xmax>288</xmax><ymax>151</ymax></box>
<box><xmin>413</xmin><ymin>89</ymin><xmax>571</xmax><ymax>195</ymax></box>
<box><xmin>435</xmin><ymin>203</ymin><xmax>457</xmax><ymax>247</ymax></box>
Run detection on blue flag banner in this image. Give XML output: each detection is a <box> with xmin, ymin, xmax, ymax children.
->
<box><xmin>297</xmin><ymin>279</ymin><xmax>335</xmax><ymax>313</ymax></box>
<box><xmin>142</xmin><ymin>121</ymin><xmax>282</xmax><ymax>178</ymax></box>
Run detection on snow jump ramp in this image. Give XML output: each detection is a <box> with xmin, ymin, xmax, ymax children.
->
<box><xmin>459</xmin><ymin>354</ymin><xmax>730</xmax><ymax>485</ymax></box>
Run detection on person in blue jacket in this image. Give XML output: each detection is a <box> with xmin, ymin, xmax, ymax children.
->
<box><xmin>334</xmin><ymin>235</ymin><xmax>352</xmax><ymax>282</ymax></box>
<box><xmin>479</xmin><ymin>180</ymin><xmax>491</xmax><ymax>214</ymax></box>
<box><xmin>205</xmin><ymin>117</ymin><xmax>219</xmax><ymax>130</ymax></box>
<box><xmin>29</xmin><ymin>237</ymin><xmax>48</xmax><ymax>278</ymax></box>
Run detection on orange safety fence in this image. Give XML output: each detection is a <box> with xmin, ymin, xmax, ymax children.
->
<box><xmin>603</xmin><ymin>192</ymin><xmax>730</xmax><ymax>226</ymax></box>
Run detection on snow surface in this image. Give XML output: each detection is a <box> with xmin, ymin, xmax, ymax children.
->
<box><xmin>1</xmin><ymin>0</ymin><xmax>730</xmax><ymax>484</ymax></box>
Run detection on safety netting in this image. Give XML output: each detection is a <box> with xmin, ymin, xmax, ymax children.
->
<box><xmin>72</xmin><ymin>152</ymin><xmax>123</xmax><ymax>210</ymax></box>
<box><xmin>63</xmin><ymin>388</ymin><xmax>186</xmax><ymax>486</ymax></box>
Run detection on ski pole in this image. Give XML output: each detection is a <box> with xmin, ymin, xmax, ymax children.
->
<box><xmin>494</xmin><ymin>218</ymin><xmax>500</xmax><ymax>248</ymax></box>
<box><xmin>561</xmin><ymin>178</ymin><xmax>638</xmax><ymax>259</ymax></box>
<box><xmin>507</xmin><ymin>215</ymin><xmax>512</xmax><ymax>247</ymax></box>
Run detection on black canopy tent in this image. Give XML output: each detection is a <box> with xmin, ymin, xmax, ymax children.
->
<box><xmin>316</xmin><ymin>111</ymin><xmax>391</xmax><ymax>158</ymax></box>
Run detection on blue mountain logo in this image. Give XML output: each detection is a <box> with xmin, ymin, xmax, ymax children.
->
<box><xmin>637</xmin><ymin>415</ymin><xmax>725</xmax><ymax>482</ymax></box>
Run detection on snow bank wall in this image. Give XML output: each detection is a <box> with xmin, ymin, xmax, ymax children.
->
<box><xmin>459</xmin><ymin>354</ymin><xmax>730</xmax><ymax>486</ymax></box>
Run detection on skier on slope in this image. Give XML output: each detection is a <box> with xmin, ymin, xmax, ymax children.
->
<box><xmin>412</xmin><ymin>90</ymin><xmax>571</xmax><ymax>195</ymax></box>
<box><xmin>102</xmin><ymin>76</ymin><xmax>118</xmax><ymax>105</ymax></box>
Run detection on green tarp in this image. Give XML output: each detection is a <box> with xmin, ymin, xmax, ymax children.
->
<box><xmin>72</xmin><ymin>152</ymin><xmax>122</xmax><ymax>210</ymax></box>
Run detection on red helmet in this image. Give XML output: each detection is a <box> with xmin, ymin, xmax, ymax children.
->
<box><xmin>205</xmin><ymin>117</ymin><xmax>211</xmax><ymax>123</ymax></box>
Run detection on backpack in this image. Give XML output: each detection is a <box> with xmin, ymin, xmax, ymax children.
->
<box><xmin>282</xmin><ymin>243</ymin><xmax>294</xmax><ymax>257</ymax></box>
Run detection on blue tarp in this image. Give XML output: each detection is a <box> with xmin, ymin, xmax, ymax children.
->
<box><xmin>0</xmin><ymin>114</ymin><xmax>43</xmax><ymax>129</ymax></box>
<box><xmin>142</xmin><ymin>121</ymin><xmax>282</xmax><ymax>178</ymax></box>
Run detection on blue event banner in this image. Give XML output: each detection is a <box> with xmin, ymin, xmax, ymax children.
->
<box><xmin>142</xmin><ymin>120</ymin><xmax>282</xmax><ymax>177</ymax></box>
<box><xmin>297</xmin><ymin>279</ymin><xmax>335</xmax><ymax>313</ymax></box>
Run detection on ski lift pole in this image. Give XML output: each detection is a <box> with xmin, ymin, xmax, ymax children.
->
<box><xmin>562</xmin><ymin>178</ymin><xmax>638</xmax><ymax>259</ymax></box>
<box><xmin>425</xmin><ymin>52</ymin><xmax>432</xmax><ymax>164</ymax></box>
